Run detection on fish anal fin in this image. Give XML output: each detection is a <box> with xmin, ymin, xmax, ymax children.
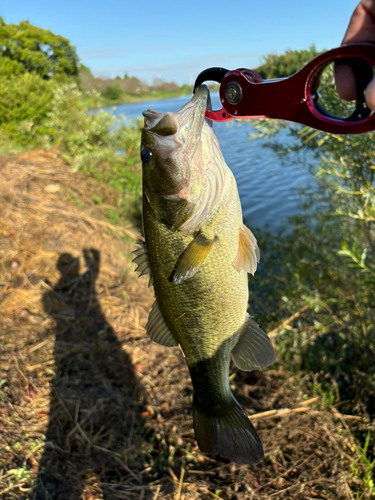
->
<box><xmin>232</xmin><ymin>224</ymin><xmax>260</xmax><ymax>276</ymax></box>
<box><xmin>231</xmin><ymin>314</ymin><xmax>276</xmax><ymax>371</ymax></box>
<box><xmin>146</xmin><ymin>301</ymin><xmax>178</xmax><ymax>347</ymax></box>
<box><xmin>132</xmin><ymin>240</ymin><xmax>153</xmax><ymax>287</ymax></box>
<box><xmin>173</xmin><ymin>232</ymin><xmax>217</xmax><ymax>285</ymax></box>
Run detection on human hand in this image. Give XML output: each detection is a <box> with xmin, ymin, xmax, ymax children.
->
<box><xmin>335</xmin><ymin>0</ymin><xmax>375</xmax><ymax>110</ymax></box>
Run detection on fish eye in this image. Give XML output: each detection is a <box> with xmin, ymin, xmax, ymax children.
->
<box><xmin>141</xmin><ymin>148</ymin><xmax>153</xmax><ymax>164</ymax></box>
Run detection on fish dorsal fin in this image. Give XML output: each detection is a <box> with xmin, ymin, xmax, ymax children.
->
<box><xmin>233</xmin><ymin>224</ymin><xmax>260</xmax><ymax>276</ymax></box>
<box><xmin>132</xmin><ymin>240</ymin><xmax>153</xmax><ymax>288</ymax></box>
<box><xmin>173</xmin><ymin>232</ymin><xmax>217</xmax><ymax>285</ymax></box>
<box><xmin>146</xmin><ymin>301</ymin><xmax>178</xmax><ymax>347</ymax></box>
<box><xmin>231</xmin><ymin>314</ymin><xmax>276</xmax><ymax>371</ymax></box>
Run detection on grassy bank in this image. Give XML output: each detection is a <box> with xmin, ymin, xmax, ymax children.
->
<box><xmin>0</xmin><ymin>152</ymin><xmax>372</xmax><ymax>499</ymax></box>
<box><xmin>0</xmin><ymin>82</ymin><xmax>144</xmax><ymax>223</ymax></box>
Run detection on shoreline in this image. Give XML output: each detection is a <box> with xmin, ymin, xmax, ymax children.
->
<box><xmin>83</xmin><ymin>85</ymin><xmax>219</xmax><ymax>111</ymax></box>
<box><xmin>83</xmin><ymin>88</ymin><xmax>193</xmax><ymax>111</ymax></box>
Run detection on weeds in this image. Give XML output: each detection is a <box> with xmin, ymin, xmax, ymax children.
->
<box><xmin>0</xmin><ymin>81</ymin><xmax>144</xmax><ymax>225</ymax></box>
<box><xmin>352</xmin><ymin>433</ymin><xmax>375</xmax><ymax>498</ymax></box>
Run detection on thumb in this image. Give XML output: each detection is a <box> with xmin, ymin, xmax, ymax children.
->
<box><xmin>335</xmin><ymin>1</ymin><xmax>375</xmax><ymax>110</ymax></box>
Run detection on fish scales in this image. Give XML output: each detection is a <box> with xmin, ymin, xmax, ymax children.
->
<box><xmin>143</xmin><ymin>177</ymin><xmax>246</xmax><ymax>360</ymax></box>
<box><xmin>134</xmin><ymin>86</ymin><xmax>276</xmax><ymax>464</ymax></box>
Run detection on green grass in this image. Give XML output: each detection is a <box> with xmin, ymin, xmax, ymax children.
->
<box><xmin>351</xmin><ymin>433</ymin><xmax>375</xmax><ymax>498</ymax></box>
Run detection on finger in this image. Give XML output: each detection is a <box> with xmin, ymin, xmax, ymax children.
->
<box><xmin>335</xmin><ymin>61</ymin><xmax>357</xmax><ymax>101</ymax></box>
<box><xmin>336</xmin><ymin>1</ymin><xmax>375</xmax><ymax>108</ymax></box>
<box><xmin>342</xmin><ymin>1</ymin><xmax>375</xmax><ymax>44</ymax></box>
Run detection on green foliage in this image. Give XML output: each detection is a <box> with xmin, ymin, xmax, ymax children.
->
<box><xmin>0</xmin><ymin>73</ymin><xmax>56</xmax><ymax>144</ymax></box>
<box><xmin>40</xmin><ymin>83</ymin><xmax>139</xmax><ymax>164</ymax></box>
<box><xmin>0</xmin><ymin>78</ymin><xmax>143</xmax><ymax>221</ymax></box>
<box><xmin>249</xmin><ymin>58</ymin><xmax>375</xmax><ymax>415</ymax></box>
<box><xmin>256</xmin><ymin>44</ymin><xmax>322</xmax><ymax>79</ymax></box>
<box><xmin>0</xmin><ymin>18</ymin><xmax>81</xmax><ymax>145</ymax></box>
<box><xmin>0</xmin><ymin>17</ymin><xmax>79</xmax><ymax>81</ymax></box>
<box><xmin>103</xmin><ymin>84</ymin><xmax>124</xmax><ymax>101</ymax></box>
<box><xmin>0</xmin><ymin>57</ymin><xmax>24</xmax><ymax>77</ymax></box>
<box><xmin>78</xmin><ymin>63</ymin><xmax>92</xmax><ymax>75</ymax></box>
<box><xmin>43</xmin><ymin>83</ymin><xmax>142</xmax><ymax>220</ymax></box>
<box><xmin>251</xmin><ymin>201</ymin><xmax>375</xmax><ymax>403</ymax></box>
<box><xmin>351</xmin><ymin>432</ymin><xmax>375</xmax><ymax>496</ymax></box>
<box><xmin>6</xmin><ymin>467</ymin><xmax>32</xmax><ymax>481</ymax></box>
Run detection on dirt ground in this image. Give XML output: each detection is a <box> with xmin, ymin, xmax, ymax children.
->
<box><xmin>0</xmin><ymin>152</ymin><xmax>372</xmax><ymax>499</ymax></box>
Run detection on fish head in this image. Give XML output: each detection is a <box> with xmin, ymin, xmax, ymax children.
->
<box><xmin>141</xmin><ymin>86</ymin><xmax>214</xmax><ymax>230</ymax></box>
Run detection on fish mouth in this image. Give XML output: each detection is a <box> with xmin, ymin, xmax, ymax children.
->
<box><xmin>142</xmin><ymin>86</ymin><xmax>212</xmax><ymax>140</ymax></box>
<box><xmin>177</xmin><ymin>85</ymin><xmax>212</xmax><ymax>139</ymax></box>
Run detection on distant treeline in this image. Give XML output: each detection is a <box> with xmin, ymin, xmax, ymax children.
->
<box><xmin>0</xmin><ymin>17</ymin><xmax>187</xmax><ymax>106</ymax></box>
<box><xmin>79</xmin><ymin>65</ymin><xmax>181</xmax><ymax>100</ymax></box>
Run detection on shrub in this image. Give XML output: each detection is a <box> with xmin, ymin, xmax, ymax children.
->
<box><xmin>39</xmin><ymin>83</ymin><xmax>140</xmax><ymax>168</ymax></box>
<box><xmin>103</xmin><ymin>84</ymin><xmax>123</xmax><ymax>101</ymax></box>
<box><xmin>0</xmin><ymin>73</ymin><xmax>56</xmax><ymax>145</ymax></box>
<box><xmin>0</xmin><ymin>73</ymin><xmax>55</xmax><ymax>126</ymax></box>
<box><xmin>41</xmin><ymin>83</ymin><xmax>143</xmax><ymax>220</ymax></box>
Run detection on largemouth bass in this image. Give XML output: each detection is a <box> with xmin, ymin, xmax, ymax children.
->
<box><xmin>133</xmin><ymin>86</ymin><xmax>275</xmax><ymax>464</ymax></box>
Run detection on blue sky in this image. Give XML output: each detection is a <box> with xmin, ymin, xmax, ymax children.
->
<box><xmin>2</xmin><ymin>0</ymin><xmax>359</xmax><ymax>85</ymax></box>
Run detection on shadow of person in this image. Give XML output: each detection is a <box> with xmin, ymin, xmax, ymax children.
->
<box><xmin>33</xmin><ymin>249</ymin><xmax>147</xmax><ymax>500</ymax></box>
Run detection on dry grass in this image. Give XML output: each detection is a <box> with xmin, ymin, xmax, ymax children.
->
<box><xmin>0</xmin><ymin>151</ymin><xmax>372</xmax><ymax>499</ymax></box>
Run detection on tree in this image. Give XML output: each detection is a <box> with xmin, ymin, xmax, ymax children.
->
<box><xmin>103</xmin><ymin>84</ymin><xmax>123</xmax><ymax>101</ymax></box>
<box><xmin>0</xmin><ymin>17</ymin><xmax>79</xmax><ymax>81</ymax></box>
<box><xmin>255</xmin><ymin>45</ymin><xmax>322</xmax><ymax>79</ymax></box>
<box><xmin>78</xmin><ymin>63</ymin><xmax>92</xmax><ymax>75</ymax></box>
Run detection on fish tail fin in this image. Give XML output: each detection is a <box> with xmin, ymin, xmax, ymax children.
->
<box><xmin>193</xmin><ymin>396</ymin><xmax>263</xmax><ymax>465</ymax></box>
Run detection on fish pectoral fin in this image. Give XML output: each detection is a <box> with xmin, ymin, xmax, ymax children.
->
<box><xmin>232</xmin><ymin>224</ymin><xmax>260</xmax><ymax>276</ymax></box>
<box><xmin>146</xmin><ymin>301</ymin><xmax>178</xmax><ymax>347</ymax></box>
<box><xmin>173</xmin><ymin>232</ymin><xmax>217</xmax><ymax>285</ymax></box>
<box><xmin>132</xmin><ymin>240</ymin><xmax>153</xmax><ymax>288</ymax></box>
<box><xmin>231</xmin><ymin>314</ymin><xmax>276</xmax><ymax>371</ymax></box>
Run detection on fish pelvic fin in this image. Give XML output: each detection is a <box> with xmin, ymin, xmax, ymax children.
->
<box><xmin>231</xmin><ymin>314</ymin><xmax>276</xmax><ymax>371</ymax></box>
<box><xmin>146</xmin><ymin>301</ymin><xmax>178</xmax><ymax>347</ymax></box>
<box><xmin>132</xmin><ymin>240</ymin><xmax>153</xmax><ymax>288</ymax></box>
<box><xmin>173</xmin><ymin>232</ymin><xmax>217</xmax><ymax>285</ymax></box>
<box><xmin>232</xmin><ymin>224</ymin><xmax>260</xmax><ymax>276</ymax></box>
<box><xmin>193</xmin><ymin>394</ymin><xmax>264</xmax><ymax>465</ymax></box>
